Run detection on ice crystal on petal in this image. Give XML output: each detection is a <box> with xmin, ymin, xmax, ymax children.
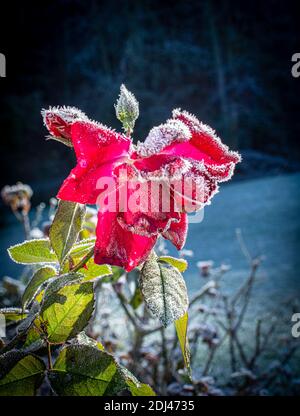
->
<box><xmin>42</xmin><ymin>106</ymin><xmax>88</xmax><ymax>127</ymax></box>
<box><xmin>137</xmin><ymin>119</ymin><xmax>191</xmax><ymax>157</ymax></box>
<box><xmin>41</xmin><ymin>106</ymin><xmax>89</xmax><ymax>146</ymax></box>
<box><xmin>172</xmin><ymin>108</ymin><xmax>241</xmax><ymax>164</ymax></box>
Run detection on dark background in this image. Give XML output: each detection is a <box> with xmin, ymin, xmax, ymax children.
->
<box><xmin>0</xmin><ymin>0</ymin><xmax>300</xmax><ymax>203</ymax></box>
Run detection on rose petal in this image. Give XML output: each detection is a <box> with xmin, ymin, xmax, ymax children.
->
<box><xmin>133</xmin><ymin>110</ymin><xmax>241</xmax><ymax>215</ymax></box>
<box><xmin>94</xmin><ymin>210</ymin><xmax>157</xmax><ymax>272</ymax></box>
<box><xmin>162</xmin><ymin>212</ymin><xmax>188</xmax><ymax>250</ymax></box>
<box><xmin>57</xmin><ymin>121</ymin><xmax>131</xmax><ymax>204</ymax></box>
<box><xmin>71</xmin><ymin>121</ymin><xmax>130</xmax><ymax>165</ymax></box>
<box><xmin>41</xmin><ymin>106</ymin><xmax>88</xmax><ymax>140</ymax></box>
<box><xmin>172</xmin><ymin>108</ymin><xmax>241</xmax><ymax>166</ymax></box>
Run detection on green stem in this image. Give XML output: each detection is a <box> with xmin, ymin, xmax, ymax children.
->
<box><xmin>47</xmin><ymin>341</ymin><xmax>53</xmax><ymax>370</ymax></box>
<box><xmin>71</xmin><ymin>247</ymin><xmax>95</xmax><ymax>273</ymax></box>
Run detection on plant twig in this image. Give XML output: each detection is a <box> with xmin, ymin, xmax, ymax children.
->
<box><xmin>190</xmin><ymin>281</ymin><xmax>216</xmax><ymax>307</ymax></box>
<box><xmin>47</xmin><ymin>341</ymin><xmax>53</xmax><ymax>370</ymax></box>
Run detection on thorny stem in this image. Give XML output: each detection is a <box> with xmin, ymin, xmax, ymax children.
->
<box><xmin>71</xmin><ymin>247</ymin><xmax>95</xmax><ymax>273</ymax></box>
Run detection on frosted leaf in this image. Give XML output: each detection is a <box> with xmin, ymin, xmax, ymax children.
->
<box><xmin>159</xmin><ymin>255</ymin><xmax>188</xmax><ymax>273</ymax></box>
<box><xmin>41</xmin><ymin>272</ymin><xmax>84</xmax><ymax>302</ymax></box>
<box><xmin>140</xmin><ymin>253</ymin><xmax>188</xmax><ymax>326</ymax></box>
<box><xmin>41</xmin><ymin>281</ymin><xmax>94</xmax><ymax>344</ymax></box>
<box><xmin>137</xmin><ymin>119</ymin><xmax>191</xmax><ymax>157</ymax></box>
<box><xmin>48</xmin><ymin>344</ymin><xmax>126</xmax><ymax>396</ymax></box>
<box><xmin>49</xmin><ymin>200</ymin><xmax>86</xmax><ymax>265</ymax></box>
<box><xmin>0</xmin><ymin>351</ymin><xmax>45</xmax><ymax>395</ymax></box>
<box><xmin>8</xmin><ymin>238</ymin><xmax>57</xmax><ymax>264</ymax></box>
<box><xmin>22</xmin><ymin>266</ymin><xmax>57</xmax><ymax>309</ymax></box>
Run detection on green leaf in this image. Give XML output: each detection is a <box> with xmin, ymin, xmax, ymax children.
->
<box><xmin>129</xmin><ymin>287</ymin><xmax>143</xmax><ymax>310</ymax></box>
<box><xmin>75</xmin><ymin>332</ymin><xmax>105</xmax><ymax>351</ymax></box>
<box><xmin>175</xmin><ymin>312</ymin><xmax>192</xmax><ymax>378</ymax></box>
<box><xmin>0</xmin><ymin>308</ymin><xmax>28</xmax><ymax>323</ymax></box>
<box><xmin>15</xmin><ymin>308</ymin><xmax>39</xmax><ymax>335</ymax></box>
<box><xmin>69</xmin><ymin>238</ymin><xmax>96</xmax><ymax>260</ymax></box>
<box><xmin>101</xmin><ymin>266</ymin><xmax>124</xmax><ymax>284</ymax></box>
<box><xmin>159</xmin><ymin>256</ymin><xmax>188</xmax><ymax>273</ymax></box>
<box><xmin>126</xmin><ymin>380</ymin><xmax>156</xmax><ymax>396</ymax></box>
<box><xmin>40</xmin><ymin>281</ymin><xmax>95</xmax><ymax>343</ymax></box>
<box><xmin>140</xmin><ymin>255</ymin><xmax>189</xmax><ymax>326</ymax></box>
<box><xmin>42</xmin><ymin>272</ymin><xmax>84</xmax><ymax>301</ymax></box>
<box><xmin>23</xmin><ymin>326</ymin><xmax>43</xmax><ymax>349</ymax></box>
<box><xmin>8</xmin><ymin>239</ymin><xmax>57</xmax><ymax>264</ymax></box>
<box><xmin>22</xmin><ymin>266</ymin><xmax>57</xmax><ymax>309</ymax></box>
<box><xmin>77</xmin><ymin>258</ymin><xmax>112</xmax><ymax>282</ymax></box>
<box><xmin>0</xmin><ymin>351</ymin><xmax>45</xmax><ymax>396</ymax></box>
<box><xmin>49</xmin><ymin>200</ymin><xmax>85</xmax><ymax>264</ymax></box>
<box><xmin>48</xmin><ymin>344</ymin><xmax>126</xmax><ymax>396</ymax></box>
<box><xmin>119</xmin><ymin>365</ymin><xmax>156</xmax><ymax>396</ymax></box>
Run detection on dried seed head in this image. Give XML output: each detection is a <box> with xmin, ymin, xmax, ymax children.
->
<box><xmin>1</xmin><ymin>182</ymin><xmax>33</xmax><ymax>214</ymax></box>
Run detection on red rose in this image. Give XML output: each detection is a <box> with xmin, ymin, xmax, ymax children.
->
<box><xmin>42</xmin><ymin>106</ymin><xmax>240</xmax><ymax>271</ymax></box>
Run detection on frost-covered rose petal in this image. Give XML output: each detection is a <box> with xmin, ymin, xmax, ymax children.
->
<box><xmin>94</xmin><ymin>211</ymin><xmax>157</xmax><ymax>272</ymax></box>
<box><xmin>110</xmin><ymin>163</ymin><xmax>183</xmax><ymax>239</ymax></box>
<box><xmin>57</xmin><ymin>121</ymin><xmax>131</xmax><ymax>204</ymax></box>
<box><xmin>136</xmin><ymin>109</ymin><xmax>240</xmax><ymax>180</ymax></box>
<box><xmin>161</xmin><ymin>213</ymin><xmax>188</xmax><ymax>250</ymax></box>
<box><xmin>41</xmin><ymin>106</ymin><xmax>88</xmax><ymax>144</ymax></box>
<box><xmin>171</xmin><ymin>108</ymin><xmax>241</xmax><ymax>181</ymax></box>
<box><xmin>134</xmin><ymin>109</ymin><xmax>241</xmax><ymax>212</ymax></box>
<box><xmin>137</xmin><ymin>119</ymin><xmax>191</xmax><ymax>157</ymax></box>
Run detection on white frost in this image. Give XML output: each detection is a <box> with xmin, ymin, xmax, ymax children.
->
<box><xmin>137</xmin><ymin>119</ymin><xmax>191</xmax><ymax>157</ymax></box>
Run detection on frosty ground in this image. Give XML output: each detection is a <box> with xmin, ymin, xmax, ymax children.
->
<box><xmin>173</xmin><ymin>172</ymin><xmax>300</xmax><ymax>315</ymax></box>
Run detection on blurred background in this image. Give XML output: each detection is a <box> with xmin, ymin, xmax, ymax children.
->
<box><xmin>0</xmin><ymin>0</ymin><xmax>300</xmax><ymax>394</ymax></box>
